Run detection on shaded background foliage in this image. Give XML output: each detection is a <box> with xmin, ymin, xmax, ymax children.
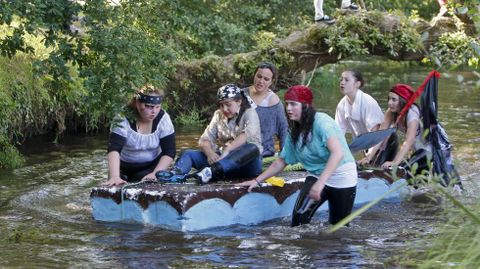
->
<box><xmin>0</xmin><ymin>0</ymin><xmax>479</xmax><ymax>168</ymax></box>
<box><xmin>0</xmin><ymin>2</ymin><xmax>480</xmax><ymax>267</ymax></box>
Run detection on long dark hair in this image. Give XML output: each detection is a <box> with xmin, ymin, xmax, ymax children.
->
<box><xmin>391</xmin><ymin>96</ymin><xmax>419</xmax><ymax>129</ymax></box>
<box><xmin>289</xmin><ymin>104</ymin><xmax>316</xmax><ymax>149</ymax></box>
<box><xmin>254</xmin><ymin>62</ymin><xmax>278</xmax><ymax>91</ymax></box>
<box><xmin>233</xmin><ymin>91</ymin><xmax>252</xmax><ymax>126</ymax></box>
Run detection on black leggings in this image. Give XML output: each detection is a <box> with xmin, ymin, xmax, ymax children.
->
<box><xmin>292</xmin><ymin>176</ymin><xmax>357</xmax><ymax>227</ymax></box>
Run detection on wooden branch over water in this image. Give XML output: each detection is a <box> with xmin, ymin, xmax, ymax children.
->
<box><xmin>164</xmin><ymin>11</ymin><xmax>471</xmax><ymax>117</ymax></box>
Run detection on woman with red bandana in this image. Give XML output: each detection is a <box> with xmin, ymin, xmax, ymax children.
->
<box><xmin>362</xmin><ymin>84</ymin><xmax>427</xmax><ymax>170</ymax></box>
<box><xmin>237</xmin><ymin>85</ymin><xmax>358</xmax><ymax>227</ymax></box>
<box><xmin>103</xmin><ymin>84</ymin><xmax>176</xmax><ymax>187</ymax></box>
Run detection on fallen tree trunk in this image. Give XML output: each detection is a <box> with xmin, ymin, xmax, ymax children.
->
<box><xmin>164</xmin><ymin>11</ymin><xmax>471</xmax><ymax>119</ymax></box>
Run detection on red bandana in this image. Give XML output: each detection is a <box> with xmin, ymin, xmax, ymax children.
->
<box><xmin>284</xmin><ymin>85</ymin><xmax>313</xmax><ymax>105</ymax></box>
<box><xmin>390</xmin><ymin>84</ymin><xmax>414</xmax><ymax>101</ymax></box>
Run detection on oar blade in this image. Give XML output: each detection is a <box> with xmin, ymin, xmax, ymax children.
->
<box><xmin>348</xmin><ymin>128</ymin><xmax>396</xmax><ymax>152</ymax></box>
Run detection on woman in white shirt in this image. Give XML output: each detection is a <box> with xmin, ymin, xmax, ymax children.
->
<box><xmin>335</xmin><ymin>70</ymin><xmax>384</xmax><ymax>139</ymax></box>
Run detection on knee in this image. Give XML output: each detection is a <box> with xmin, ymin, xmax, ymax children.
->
<box><xmin>177</xmin><ymin>149</ymin><xmax>199</xmax><ymax>160</ymax></box>
<box><xmin>244</xmin><ymin>143</ymin><xmax>260</xmax><ymax>155</ymax></box>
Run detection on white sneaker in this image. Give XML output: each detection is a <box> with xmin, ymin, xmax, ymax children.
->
<box><xmin>196</xmin><ymin>167</ymin><xmax>212</xmax><ymax>184</ymax></box>
<box><xmin>341</xmin><ymin>3</ymin><xmax>359</xmax><ymax>10</ymax></box>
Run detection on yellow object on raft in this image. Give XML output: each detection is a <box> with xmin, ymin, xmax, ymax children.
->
<box><xmin>265</xmin><ymin>176</ymin><xmax>285</xmax><ymax>187</ymax></box>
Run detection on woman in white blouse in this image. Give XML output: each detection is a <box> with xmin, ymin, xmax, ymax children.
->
<box><xmin>335</xmin><ymin>70</ymin><xmax>384</xmax><ymax>139</ymax></box>
<box><xmin>103</xmin><ymin>85</ymin><xmax>176</xmax><ymax>187</ymax></box>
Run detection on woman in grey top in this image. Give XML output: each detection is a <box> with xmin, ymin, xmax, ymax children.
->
<box><xmin>242</xmin><ymin>62</ymin><xmax>288</xmax><ymax>157</ymax></box>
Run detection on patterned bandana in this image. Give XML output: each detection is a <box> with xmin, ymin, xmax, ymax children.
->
<box><xmin>137</xmin><ymin>93</ymin><xmax>162</xmax><ymax>104</ymax></box>
<box><xmin>284</xmin><ymin>85</ymin><xmax>313</xmax><ymax>105</ymax></box>
<box><xmin>217</xmin><ymin>84</ymin><xmax>241</xmax><ymax>101</ymax></box>
<box><xmin>390</xmin><ymin>84</ymin><xmax>414</xmax><ymax>101</ymax></box>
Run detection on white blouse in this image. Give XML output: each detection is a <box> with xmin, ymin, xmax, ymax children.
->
<box><xmin>111</xmin><ymin>113</ymin><xmax>175</xmax><ymax>163</ymax></box>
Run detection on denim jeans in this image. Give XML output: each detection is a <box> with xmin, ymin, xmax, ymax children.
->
<box><xmin>174</xmin><ymin>143</ymin><xmax>262</xmax><ymax>179</ymax></box>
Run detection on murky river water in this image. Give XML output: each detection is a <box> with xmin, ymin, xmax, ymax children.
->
<box><xmin>0</xmin><ymin>62</ymin><xmax>479</xmax><ymax>268</ymax></box>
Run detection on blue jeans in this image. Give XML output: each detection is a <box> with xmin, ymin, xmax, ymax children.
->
<box><xmin>174</xmin><ymin>143</ymin><xmax>262</xmax><ymax>179</ymax></box>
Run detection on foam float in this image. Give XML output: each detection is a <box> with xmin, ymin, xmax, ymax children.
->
<box><xmin>90</xmin><ymin>169</ymin><xmax>408</xmax><ymax>231</ymax></box>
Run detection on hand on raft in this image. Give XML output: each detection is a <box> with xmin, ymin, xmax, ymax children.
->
<box><xmin>141</xmin><ymin>172</ymin><xmax>157</xmax><ymax>182</ymax></box>
<box><xmin>102</xmin><ymin>176</ymin><xmax>127</xmax><ymax>187</ymax></box>
<box><xmin>381</xmin><ymin>161</ymin><xmax>395</xmax><ymax>169</ymax></box>
<box><xmin>235</xmin><ymin>179</ymin><xmax>260</xmax><ymax>192</ymax></box>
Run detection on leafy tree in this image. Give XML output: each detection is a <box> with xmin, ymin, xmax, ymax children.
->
<box><xmin>0</xmin><ymin>0</ymin><xmax>478</xmax><ymax>168</ymax></box>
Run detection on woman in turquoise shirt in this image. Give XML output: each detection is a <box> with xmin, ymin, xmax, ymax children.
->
<box><xmin>237</xmin><ymin>85</ymin><xmax>358</xmax><ymax>227</ymax></box>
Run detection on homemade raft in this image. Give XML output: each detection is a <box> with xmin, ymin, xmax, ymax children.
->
<box><xmin>91</xmin><ymin>169</ymin><xmax>408</xmax><ymax>231</ymax></box>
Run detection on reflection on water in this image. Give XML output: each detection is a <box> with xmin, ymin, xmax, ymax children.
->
<box><xmin>0</xmin><ymin>62</ymin><xmax>479</xmax><ymax>268</ymax></box>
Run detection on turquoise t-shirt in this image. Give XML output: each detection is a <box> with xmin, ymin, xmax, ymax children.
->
<box><xmin>280</xmin><ymin>112</ymin><xmax>355</xmax><ymax>176</ymax></box>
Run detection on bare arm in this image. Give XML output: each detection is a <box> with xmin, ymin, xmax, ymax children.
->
<box><xmin>360</xmin><ymin>110</ymin><xmax>393</xmax><ymax>164</ymax></box>
<box><xmin>370</xmin><ymin>124</ymin><xmax>381</xmax><ymax>132</ymax></box>
<box><xmin>198</xmin><ymin>111</ymin><xmax>221</xmax><ymax>164</ymax></box>
<box><xmin>199</xmin><ymin>138</ymin><xmax>220</xmax><ymax>165</ymax></box>
<box><xmin>102</xmin><ymin>151</ymin><xmax>127</xmax><ymax>186</ymax></box>
<box><xmin>141</xmin><ymin>155</ymin><xmax>174</xmax><ymax>181</ymax></box>
<box><xmin>235</xmin><ymin>157</ymin><xmax>287</xmax><ymax>192</ymax></box>
<box><xmin>309</xmin><ymin>136</ymin><xmax>344</xmax><ymax>200</ymax></box>
<box><xmin>382</xmin><ymin>119</ymin><xmax>418</xmax><ymax>168</ymax></box>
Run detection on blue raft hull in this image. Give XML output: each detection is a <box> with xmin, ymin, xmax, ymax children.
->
<box><xmin>90</xmin><ymin>170</ymin><xmax>408</xmax><ymax>231</ymax></box>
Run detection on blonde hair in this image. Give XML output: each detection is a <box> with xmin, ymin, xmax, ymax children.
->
<box><xmin>137</xmin><ymin>84</ymin><xmax>164</xmax><ymax>96</ymax></box>
<box><xmin>127</xmin><ymin>84</ymin><xmax>164</xmax><ymax>118</ymax></box>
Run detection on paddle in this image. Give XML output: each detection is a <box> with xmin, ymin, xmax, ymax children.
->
<box><xmin>348</xmin><ymin>127</ymin><xmax>396</xmax><ymax>152</ymax></box>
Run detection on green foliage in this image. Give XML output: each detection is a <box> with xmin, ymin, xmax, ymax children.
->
<box><xmin>166</xmin><ymin>0</ymin><xmax>312</xmax><ymax>57</ymax></box>
<box><xmin>321</xmin><ymin>10</ymin><xmax>421</xmax><ymax>60</ymax></box>
<box><xmin>425</xmin><ymin>31</ymin><xmax>480</xmax><ymax>69</ymax></box>
<box><xmin>175</xmin><ymin>105</ymin><xmax>207</xmax><ymax>126</ymax></box>
<box><xmin>77</xmin><ymin>1</ymin><xmax>181</xmax><ymax>120</ymax></box>
<box><xmin>261</xmin><ymin>156</ymin><xmax>304</xmax><ymax>171</ymax></box>
<box><xmin>0</xmin><ymin>24</ymin><xmax>90</xmax><ymax>168</ymax></box>
<box><xmin>0</xmin><ymin>137</ymin><xmax>24</xmax><ymax>169</ymax></box>
<box><xmin>365</xmin><ymin>0</ymin><xmax>439</xmax><ymax>19</ymax></box>
<box><xmin>0</xmin><ymin>54</ymin><xmax>44</xmax><ymax>168</ymax></box>
<box><xmin>0</xmin><ymin>0</ymin><xmax>477</xmax><ymax>169</ymax></box>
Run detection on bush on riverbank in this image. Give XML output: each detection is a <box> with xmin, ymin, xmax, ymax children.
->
<box><xmin>0</xmin><ymin>39</ymin><xmax>93</xmax><ymax>168</ymax></box>
<box><xmin>0</xmin><ymin>54</ymin><xmax>47</xmax><ymax>168</ymax></box>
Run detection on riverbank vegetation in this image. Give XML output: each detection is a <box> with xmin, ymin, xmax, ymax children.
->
<box><xmin>0</xmin><ymin>1</ymin><xmax>479</xmax><ymax>267</ymax></box>
<box><xmin>390</xmin><ymin>188</ymin><xmax>480</xmax><ymax>268</ymax></box>
<box><xmin>0</xmin><ymin>0</ymin><xmax>478</xmax><ymax>170</ymax></box>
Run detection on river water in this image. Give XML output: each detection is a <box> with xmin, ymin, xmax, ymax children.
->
<box><xmin>1</xmin><ymin>61</ymin><xmax>479</xmax><ymax>268</ymax></box>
